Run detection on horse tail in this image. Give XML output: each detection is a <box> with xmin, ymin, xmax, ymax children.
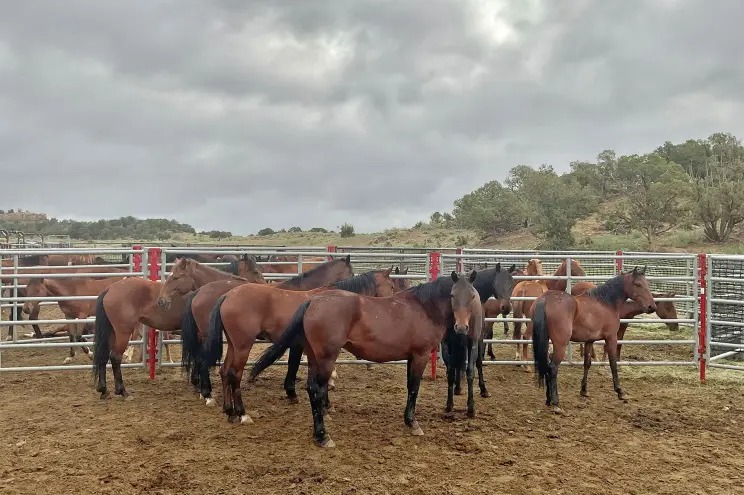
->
<box><xmin>180</xmin><ymin>289</ymin><xmax>201</xmax><ymax>376</ymax></box>
<box><xmin>531</xmin><ymin>298</ymin><xmax>550</xmax><ymax>388</ymax></box>
<box><xmin>92</xmin><ymin>288</ymin><xmax>113</xmax><ymax>382</ymax></box>
<box><xmin>249</xmin><ymin>300</ymin><xmax>310</xmax><ymax>381</ymax></box>
<box><xmin>201</xmin><ymin>294</ymin><xmax>227</xmax><ymax>369</ymax></box>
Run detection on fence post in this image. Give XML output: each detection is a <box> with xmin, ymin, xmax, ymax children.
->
<box><xmin>327</xmin><ymin>245</ymin><xmax>336</xmax><ymax>262</ymax></box>
<box><xmin>697</xmin><ymin>253</ymin><xmax>707</xmax><ymax>384</ymax></box>
<box><xmin>147</xmin><ymin>247</ymin><xmax>162</xmax><ymax>380</ymax></box>
<box><xmin>428</xmin><ymin>251</ymin><xmax>441</xmax><ymax>380</ymax></box>
<box><xmin>132</xmin><ymin>245</ymin><xmax>143</xmax><ymax>274</ymax></box>
<box><xmin>615</xmin><ymin>250</ymin><xmax>623</xmax><ymax>273</ymax></box>
<box><xmin>456</xmin><ymin>247</ymin><xmax>463</xmax><ymax>273</ymax></box>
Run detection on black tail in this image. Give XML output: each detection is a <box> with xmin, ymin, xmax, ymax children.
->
<box><xmin>531</xmin><ymin>298</ymin><xmax>550</xmax><ymax>388</ymax></box>
<box><xmin>201</xmin><ymin>294</ymin><xmax>226</xmax><ymax>368</ymax></box>
<box><xmin>249</xmin><ymin>300</ymin><xmax>310</xmax><ymax>381</ymax></box>
<box><xmin>180</xmin><ymin>289</ymin><xmax>201</xmax><ymax>376</ymax></box>
<box><xmin>92</xmin><ymin>289</ymin><xmax>113</xmax><ymax>383</ymax></box>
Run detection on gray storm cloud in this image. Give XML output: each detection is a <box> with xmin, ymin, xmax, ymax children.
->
<box><xmin>0</xmin><ymin>0</ymin><xmax>742</xmax><ymax>234</ymax></box>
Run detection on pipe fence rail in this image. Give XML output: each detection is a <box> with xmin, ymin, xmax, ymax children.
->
<box><xmin>0</xmin><ymin>245</ymin><xmax>738</xmax><ymax>383</ymax></box>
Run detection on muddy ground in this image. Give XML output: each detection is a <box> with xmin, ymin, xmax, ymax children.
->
<box><xmin>1</xmin><ymin>308</ymin><xmax>744</xmax><ymax>494</ymax></box>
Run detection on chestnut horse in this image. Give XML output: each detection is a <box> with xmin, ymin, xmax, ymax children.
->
<box><xmin>483</xmin><ymin>259</ymin><xmax>544</xmax><ymax>360</ymax></box>
<box><xmin>1</xmin><ymin>254</ymin><xmax>50</xmax><ymax>339</ymax></box>
<box><xmin>262</xmin><ymin>255</ymin><xmax>327</xmax><ymax>274</ymax></box>
<box><xmin>202</xmin><ymin>268</ymin><xmax>396</xmax><ymax>421</ymax></box>
<box><xmin>571</xmin><ymin>281</ymin><xmax>679</xmax><ymax>361</ymax></box>
<box><xmin>21</xmin><ymin>266</ymin><xmax>130</xmax><ymax>364</ymax></box>
<box><xmin>91</xmin><ymin>256</ymin><xmax>263</xmax><ymax>400</ymax></box>
<box><xmin>248</xmin><ymin>270</ymin><xmax>480</xmax><ymax>448</ymax></box>
<box><xmin>545</xmin><ymin>258</ymin><xmax>586</xmax><ymax>292</ymax></box>
<box><xmin>530</xmin><ymin>267</ymin><xmax>656</xmax><ymax>414</ymax></box>
<box><xmin>178</xmin><ymin>256</ymin><xmax>354</xmax><ymax>404</ymax></box>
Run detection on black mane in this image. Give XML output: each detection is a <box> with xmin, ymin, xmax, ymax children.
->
<box><xmin>278</xmin><ymin>257</ymin><xmax>346</xmax><ymax>287</ymax></box>
<box><xmin>472</xmin><ymin>267</ymin><xmax>497</xmax><ymax>302</ymax></box>
<box><xmin>330</xmin><ymin>270</ymin><xmax>377</xmax><ymax>294</ymax></box>
<box><xmin>407</xmin><ymin>275</ymin><xmax>454</xmax><ymax>304</ymax></box>
<box><xmin>587</xmin><ymin>274</ymin><xmax>628</xmax><ymax>306</ymax></box>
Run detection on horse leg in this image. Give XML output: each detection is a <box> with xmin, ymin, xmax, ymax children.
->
<box><xmin>605</xmin><ymin>336</ymin><xmax>628</xmax><ymax>401</ymax></box>
<box><xmin>477</xmin><ymin>339</ymin><xmax>489</xmax><ymax>398</ymax></box>
<box><xmin>445</xmin><ymin>351</ymin><xmax>457</xmax><ymax>415</ymax></box>
<box><xmin>404</xmin><ymin>354</ymin><xmax>427</xmax><ymax>436</ymax></box>
<box><xmin>466</xmin><ymin>338</ymin><xmax>478</xmax><ymax>418</ymax></box>
<box><xmin>284</xmin><ymin>342</ymin><xmax>304</xmax><ymax>404</ymax></box>
<box><xmin>63</xmin><ymin>328</ymin><xmax>76</xmax><ymax>365</ymax></box>
<box><xmin>306</xmin><ymin>361</ymin><xmax>334</xmax><ymax>448</ymax></box>
<box><xmin>580</xmin><ymin>342</ymin><xmax>593</xmax><ymax>398</ymax></box>
<box><xmin>485</xmin><ymin>322</ymin><xmax>495</xmax><ymax>360</ymax></box>
<box><xmin>109</xmin><ymin>330</ymin><xmax>132</xmax><ymax>400</ymax></box>
<box><xmin>512</xmin><ymin>319</ymin><xmax>523</xmax><ymax>361</ymax></box>
<box><xmin>521</xmin><ymin>321</ymin><xmax>533</xmax><ymax>373</ymax></box>
<box><xmin>76</xmin><ymin>323</ymin><xmax>93</xmax><ymax>361</ymax></box>
<box><xmin>546</xmin><ymin>343</ymin><xmax>566</xmax><ymax>414</ymax></box>
<box><xmin>28</xmin><ymin>305</ymin><xmax>42</xmax><ymax>339</ymax></box>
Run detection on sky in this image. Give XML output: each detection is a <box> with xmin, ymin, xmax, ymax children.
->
<box><xmin>1</xmin><ymin>0</ymin><xmax>743</xmax><ymax>235</ymax></box>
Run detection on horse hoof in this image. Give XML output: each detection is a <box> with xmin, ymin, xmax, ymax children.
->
<box><xmin>618</xmin><ymin>392</ymin><xmax>630</xmax><ymax>402</ymax></box>
<box><xmin>87</xmin><ymin>353</ymin><xmax>94</xmax><ymax>361</ymax></box>
<box><xmin>62</xmin><ymin>357</ymin><xmax>72</xmax><ymax>365</ymax></box>
<box><xmin>199</xmin><ymin>393</ymin><xmax>204</xmax><ymax>400</ymax></box>
<box><xmin>287</xmin><ymin>396</ymin><xmax>299</xmax><ymax>404</ymax></box>
<box><xmin>320</xmin><ymin>436</ymin><xmax>336</xmax><ymax>448</ymax></box>
<box><xmin>98</xmin><ymin>391</ymin><xmax>110</xmax><ymax>400</ymax></box>
<box><xmin>480</xmin><ymin>390</ymin><xmax>491</xmax><ymax>398</ymax></box>
<box><xmin>581</xmin><ymin>392</ymin><xmax>590</xmax><ymax>399</ymax></box>
<box><xmin>205</xmin><ymin>398</ymin><xmax>215</xmax><ymax>407</ymax></box>
<box><xmin>239</xmin><ymin>414</ymin><xmax>253</xmax><ymax>424</ymax></box>
<box><xmin>454</xmin><ymin>389</ymin><xmax>462</xmax><ymax>396</ymax></box>
<box><xmin>550</xmin><ymin>406</ymin><xmax>565</xmax><ymax>415</ymax></box>
<box><xmin>410</xmin><ymin>421</ymin><xmax>424</xmax><ymax>436</ymax></box>
<box><xmin>227</xmin><ymin>415</ymin><xmax>238</xmax><ymax>423</ymax></box>
<box><xmin>443</xmin><ymin>410</ymin><xmax>455</xmax><ymax>420</ymax></box>
<box><xmin>467</xmin><ymin>409</ymin><xmax>476</xmax><ymax>419</ymax></box>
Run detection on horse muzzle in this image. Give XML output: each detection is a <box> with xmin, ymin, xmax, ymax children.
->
<box><xmin>646</xmin><ymin>304</ymin><xmax>657</xmax><ymax>314</ymax></box>
<box><xmin>156</xmin><ymin>298</ymin><xmax>171</xmax><ymax>311</ymax></box>
<box><xmin>454</xmin><ymin>324</ymin><xmax>469</xmax><ymax>335</ymax></box>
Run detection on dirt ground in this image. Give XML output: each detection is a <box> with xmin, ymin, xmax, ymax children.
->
<box><xmin>2</xmin><ymin>306</ymin><xmax>744</xmax><ymax>494</ymax></box>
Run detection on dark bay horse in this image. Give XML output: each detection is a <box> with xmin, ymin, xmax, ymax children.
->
<box><xmin>440</xmin><ymin>263</ymin><xmax>515</xmax><ymax>399</ymax></box>
<box><xmin>21</xmin><ymin>266</ymin><xmax>130</xmax><ymax>363</ymax></box>
<box><xmin>248</xmin><ymin>270</ymin><xmax>480</xmax><ymax>447</ymax></box>
<box><xmin>571</xmin><ymin>281</ymin><xmax>679</xmax><ymax>361</ymax></box>
<box><xmin>530</xmin><ymin>267</ymin><xmax>656</xmax><ymax>414</ymax></box>
<box><xmin>179</xmin><ymin>256</ymin><xmax>354</xmax><ymax>404</ymax></box>
<box><xmin>202</xmin><ymin>268</ymin><xmax>396</xmax><ymax>422</ymax></box>
<box><xmin>91</xmin><ymin>256</ymin><xmax>261</xmax><ymax>400</ymax></box>
<box><xmin>262</xmin><ymin>254</ymin><xmax>327</xmax><ymax>274</ymax></box>
<box><xmin>483</xmin><ymin>259</ymin><xmax>543</xmax><ymax>360</ymax></box>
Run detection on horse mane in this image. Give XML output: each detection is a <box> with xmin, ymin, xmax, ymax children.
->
<box><xmin>406</xmin><ymin>275</ymin><xmax>453</xmax><ymax>305</ymax></box>
<box><xmin>186</xmin><ymin>258</ymin><xmax>244</xmax><ymax>281</ymax></box>
<box><xmin>587</xmin><ymin>274</ymin><xmax>628</xmax><ymax>306</ymax></box>
<box><xmin>279</xmin><ymin>257</ymin><xmax>346</xmax><ymax>286</ymax></box>
<box><xmin>329</xmin><ymin>270</ymin><xmax>377</xmax><ymax>294</ymax></box>
<box><xmin>557</xmin><ymin>259</ymin><xmax>585</xmax><ymax>276</ymax></box>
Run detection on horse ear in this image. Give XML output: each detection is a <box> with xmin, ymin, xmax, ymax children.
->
<box><xmin>451</xmin><ymin>271</ymin><xmax>459</xmax><ymax>282</ymax></box>
<box><xmin>403</xmin><ymin>267</ymin><xmax>409</xmax><ymax>274</ymax></box>
<box><xmin>641</xmin><ymin>265</ymin><xmax>647</xmax><ymax>275</ymax></box>
<box><xmin>631</xmin><ymin>266</ymin><xmax>639</xmax><ymax>276</ymax></box>
<box><xmin>469</xmin><ymin>270</ymin><xmax>477</xmax><ymax>283</ymax></box>
<box><xmin>384</xmin><ymin>266</ymin><xmax>394</xmax><ymax>276</ymax></box>
<box><xmin>495</xmin><ymin>262</ymin><xmax>501</xmax><ymax>271</ymax></box>
<box><xmin>345</xmin><ymin>254</ymin><xmax>351</xmax><ymax>265</ymax></box>
<box><xmin>395</xmin><ymin>267</ymin><xmax>400</xmax><ymax>274</ymax></box>
<box><xmin>509</xmin><ymin>264</ymin><xmax>516</xmax><ymax>273</ymax></box>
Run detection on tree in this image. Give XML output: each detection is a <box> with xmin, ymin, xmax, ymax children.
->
<box><xmin>693</xmin><ymin>153</ymin><xmax>744</xmax><ymax>242</ymax></box>
<box><xmin>607</xmin><ymin>153</ymin><xmax>692</xmax><ymax>246</ymax></box>
<box><xmin>288</xmin><ymin>226</ymin><xmax>303</xmax><ymax>233</ymax></box>
<box><xmin>451</xmin><ymin>180</ymin><xmax>527</xmax><ymax>235</ymax></box>
<box><xmin>340</xmin><ymin>223</ymin><xmax>355</xmax><ymax>237</ymax></box>
<box><xmin>309</xmin><ymin>227</ymin><xmax>328</xmax><ymax>233</ymax></box>
<box><xmin>656</xmin><ymin>139</ymin><xmax>711</xmax><ymax>177</ymax></box>
<box><xmin>257</xmin><ymin>228</ymin><xmax>275</xmax><ymax>236</ymax></box>
<box><xmin>429</xmin><ymin>212</ymin><xmax>443</xmax><ymax>225</ymax></box>
<box><xmin>520</xmin><ymin>170</ymin><xmax>598</xmax><ymax>249</ymax></box>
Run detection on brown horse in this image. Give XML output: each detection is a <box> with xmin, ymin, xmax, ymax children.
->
<box><xmin>571</xmin><ymin>281</ymin><xmax>679</xmax><ymax>360</ymax></box>
<box><xmin>248</xmin><ymin>270</ymin><xmax>480</xmax><ymax>447</ymax></box>
<box><xmin>21</xmin><ymin>266</ymin><xmax>130</xmax><ymax>364</ymax></box>
<box><xmin>483</xmin><ymin>259</ymin><xmax>544</xmax><ymax>360</ymax></box>
<box><xmin>202</xmin><ymin>268</ymin><xmax>396</xmax><ymax>422</ymax></box>
<box><xmin>262</xmin><ymin>255</ymin><xmax>327</xmax><ymax>274</ymax></box>
<box><xmin>545</xmin><ymin>258</ymin><xmax>586</xmax><ymax>292</ymax></box>
<box><xmin>91</xmin><ymin>256</ymin><xmax>262</xmax><ymax>400</ymax></box>
<box><xmin>393</xmin><ymin>266</ymin><xmax>412</xmax><ymax>292</ymax></box>
<box><xmin>530</xmin><ymin>267</ymin><xmax>656</xmax><ymax>414</ymax></box>
<box><xmin>180</xmin><ymin>256</ymin><xmax>355</xmax><ymax>403</ymax></box>
<box><xmin>1</xmin><ymin>253</ymin><xmax>49</xmax><ymax>339</ymax></box>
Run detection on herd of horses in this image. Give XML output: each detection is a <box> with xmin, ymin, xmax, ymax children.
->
<box><xmin>0</xmin><ymin>251</ymin><xmax>680</xmax><ymax>448</ymax></box>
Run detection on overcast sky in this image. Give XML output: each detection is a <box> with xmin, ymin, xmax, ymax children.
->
<box><xmin>1</xmin><ymin>1</ymin><xmax>742</xmax><ymax>235</ymax></box>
